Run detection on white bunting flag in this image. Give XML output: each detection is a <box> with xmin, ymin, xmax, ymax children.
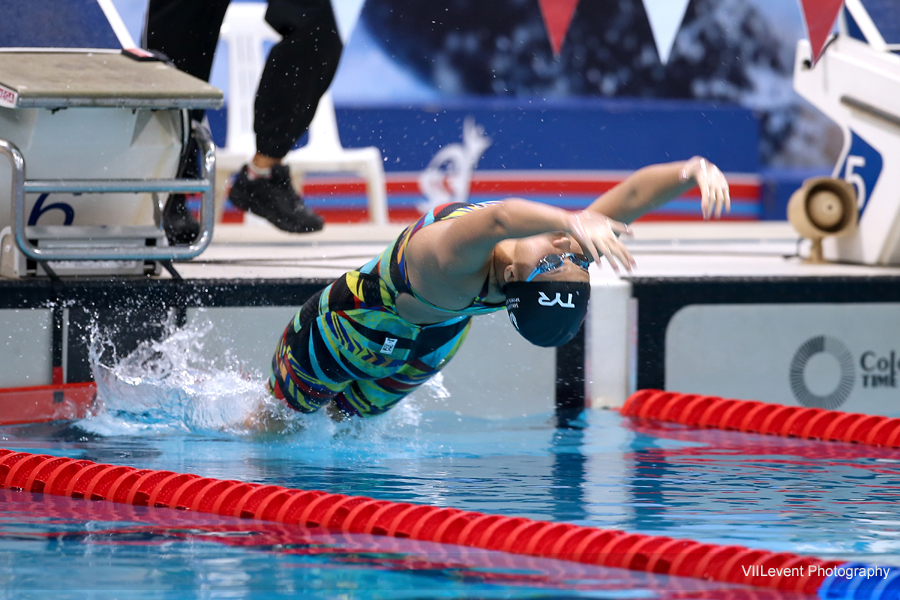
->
<box><xmin>643</xmin><ymin>0</ymin><xmax>691</xmax><ymax>64</ymax></box>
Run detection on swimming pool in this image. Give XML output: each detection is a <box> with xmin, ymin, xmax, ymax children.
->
<box><xmin>1</xmin><ymin>332</ymin><xmax>898</xmax><ymax>598</ymax></box>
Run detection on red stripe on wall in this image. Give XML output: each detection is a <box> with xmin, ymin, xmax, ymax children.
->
<box><xmin>0</xmin><ymin>383</ymin><xmax>96</xmax><ymax>426</ymax></box>
<box><xmin>300</xmin><ymin>179</ymin><xmax>760</xmax><ymax>199</ymax></box>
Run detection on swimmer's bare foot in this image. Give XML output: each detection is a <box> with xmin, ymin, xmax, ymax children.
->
<box><xmin>240</xmin><ymin>398</ymin><xmax>349</xmax><ymax>433</ymax></box>
<box><xmin>240</xmin><ymin>397</ymin><xmax>293</xmax><ymax>434</ymax></box>
<box><xmin>325</xmin><ymin>402</ymin><xmax>351</xmax><ymax>422</ymax></box>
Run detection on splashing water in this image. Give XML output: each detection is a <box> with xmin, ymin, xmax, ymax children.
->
<box><xmin>83</xmin><ymin>315</ymin><xmax>275</xmax><ymax>437</ymax></box>
<box><xmin>78</xmin><ymin>313</ymin><xmax>443</xmax><ymax>451</ymax></box>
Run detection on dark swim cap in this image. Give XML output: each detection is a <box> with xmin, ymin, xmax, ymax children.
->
<box><xmin>504</xmin><ymin>280</ymin><xmax>590</xmax><ymax>347</ymax></box>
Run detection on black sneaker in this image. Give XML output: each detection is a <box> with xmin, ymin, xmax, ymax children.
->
<box><xmin>162</xmin><ymin>194</ymin><xmax>200</xmax><ymax>245</ymax></box>
<box><xmin>228</xmin><ymin>164</ymin><xmax>324</xmax><ymax>233</ymax></box>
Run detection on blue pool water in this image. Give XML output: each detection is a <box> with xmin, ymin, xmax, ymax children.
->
<box><xmin>1</xmin><ymin>329</ymin><xmax>899</xmax><ymax>597</ymax></box>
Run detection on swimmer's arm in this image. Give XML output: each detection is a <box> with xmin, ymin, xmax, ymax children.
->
<box><xmin>429</xmin><ymin>200</ymin><xmax>571</xmax><ymax>275</ymax></box>
<box><xmin>428</xmin><ymin>199</ymin><xmax>631</xmax><ymax>276</ymax></box>
<box><xmin>588</xmin><ymin>158</ymin><xmax>730</xmax><ymax>224</ymax></box>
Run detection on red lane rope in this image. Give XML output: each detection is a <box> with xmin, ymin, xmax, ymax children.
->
<box><xmin>620</xmin><ymin>389</ymin><xmax>900</xmax><ymax>448</ymax></box>
<box><xmin>0</xmin><ymin>448</ymin><xmax>839</xmax><ymax>594</ymax></box>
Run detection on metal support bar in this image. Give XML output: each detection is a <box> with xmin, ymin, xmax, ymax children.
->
<box><xmin>841</xmin><ymin>95</ymin><xmax>900</xmax><ymax>130</ymax></box>
<box><xmin>24</xmin><ymin>179</ymin><xmax>210</xmax><ymax>194</ymax></box>
<box><xmin>0</xmin><ymin>122</ymin><xmax>216</xmax><ymax>262</ymax></box>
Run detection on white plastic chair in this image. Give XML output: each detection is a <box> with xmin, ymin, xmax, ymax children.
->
<box><xmin>218</xmin><ymin>2</ymin><xmax>388</xmax><ymax>225</ymax></box>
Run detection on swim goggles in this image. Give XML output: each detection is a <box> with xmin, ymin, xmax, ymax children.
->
<box><xmin>525</xmin><ymin>253</ymin><xmax>592</xmax><ymax>282</ymax></box>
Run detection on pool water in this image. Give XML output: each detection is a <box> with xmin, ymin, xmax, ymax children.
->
<box><xmin>2</xmin><ymin>489</ymin><xmax>795</xmax><ymax>599</ymax></box>
<box><xmin>1</xmin><ymin>328</ymin><xmax>898</xmax><ymax>597</ymax></box>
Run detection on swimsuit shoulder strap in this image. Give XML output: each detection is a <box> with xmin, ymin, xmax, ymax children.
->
<box><xmin>386</xmin><ymin>201</ymin><xmax>505</xmax><ymax>315</ymax></box>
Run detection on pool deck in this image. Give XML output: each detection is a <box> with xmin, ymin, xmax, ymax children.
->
<box><xmin>172</xmin><ymin>219</ymin><xmax>900</xmax><ymax>281</ymax></box>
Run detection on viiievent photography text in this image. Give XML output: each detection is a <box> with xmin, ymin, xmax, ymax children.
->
<box><xmin>741</xmin><ymin>565</ymin><xmax>891</xmax><ymax>579</ymax></box>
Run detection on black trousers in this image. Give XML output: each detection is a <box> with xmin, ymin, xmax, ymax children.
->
<box><xmin>145</xmin><ymin>0</ymin><xmax>343</xmax><ymax>159</ymax></box>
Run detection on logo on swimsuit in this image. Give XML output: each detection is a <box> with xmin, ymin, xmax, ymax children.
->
<box><xmin>380</xmin><ymin>337</ymin><xmax>398</xmax><ymax>355</ymax></box>
<box><xmin>537</xmin><ymin>292</ymin><xmax>576</xmax><ymax>308</ymax></box>
<box><xmin>789</xmin><ymin>335</ymin><xmax>855</xmax><ymax>409</ymax></box>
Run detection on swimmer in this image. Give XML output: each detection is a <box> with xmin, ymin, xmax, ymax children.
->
<box><xmin>262</xmin><ymin>157</ymin><xmax>729</xmax><ymax>421</ymax></box>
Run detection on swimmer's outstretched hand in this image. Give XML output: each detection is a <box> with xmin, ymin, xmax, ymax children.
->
<box><xmin>567</xmin><ymin>210</ymin><xmax>636</xmax><ymax>273</ymax></box>
<box><xmin>681</xmin><ymin>156</ymin><xmax>731</xmax><ymax>220</ymax></box>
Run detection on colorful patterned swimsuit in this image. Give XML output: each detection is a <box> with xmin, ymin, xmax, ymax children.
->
<box><xmin>268</xmin><ymin>202</ymin><xmax>505</xmax><ymax>417</ymax></box>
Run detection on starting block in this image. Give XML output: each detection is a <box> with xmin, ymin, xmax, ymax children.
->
<box><xmin>794</xmin><ymin>0</ymin><xmax>900</xmax><ymax>265</ymax></box>
<box><xmin>0</xmin><ymin>3</ymin><xmax>223</xmax><ymax>277</ymax></box>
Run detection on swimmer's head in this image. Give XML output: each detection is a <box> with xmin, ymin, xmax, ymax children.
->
<box><xmin>497</xmin><ymin>234</ymin><xmax>591</xmax><ymax>347</ymax></box>
<box><xmin>501</xmin><ymin>232</ymin><xmax>592</xmax><ymax>286</ymax></box>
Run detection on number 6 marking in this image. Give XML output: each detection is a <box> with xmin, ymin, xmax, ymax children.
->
<box><xmin>28</xmin><ymin>193</ymin><xmax>75</xmax><ymax>226</ymax></box>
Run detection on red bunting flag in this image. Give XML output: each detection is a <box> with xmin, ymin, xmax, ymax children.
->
<box><xmin>538</xmin><ymin>0</ymin><xmax>580</xmax><ymax>56</ymax></box>
<box><xmin>799</xmin><ymin>0</ymin><xmax>844</xmax><ymax>64</ymax></box>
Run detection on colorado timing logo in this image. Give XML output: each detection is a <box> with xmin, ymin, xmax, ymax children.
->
<box><xmin>789</xmin><ymin>336</ymin><xmax>855</xmax><ymax>409</ymax></box>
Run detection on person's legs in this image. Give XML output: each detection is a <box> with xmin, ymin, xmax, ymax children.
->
<box><xmin>227</xmin><ymin>0</ymin><xmax>344</xmax><ymax>234</ymax></box>
<box><xmin>144</xmin><ymin>0</ymin><xmax>231</xmax><ymax>244</ymax></box>
<box><xmin>256</xmin><ymin>0</ymin><xmax>343</xmax><ymax>159</ymax></box>
<box><xmin>145</xmin><ymin>0</ymin><xmax>230</xmax><ymax>87</ymax></box>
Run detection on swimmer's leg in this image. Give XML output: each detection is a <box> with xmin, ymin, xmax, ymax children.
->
<box><xmin>268</xmin><ymin>332</ymin><xmax>346</xmax><ymax>413</ymax></box>
<box><xmin>267</xmin><ymin>293</ymin><xmax>350</xmax><ymax>415</ymax></box>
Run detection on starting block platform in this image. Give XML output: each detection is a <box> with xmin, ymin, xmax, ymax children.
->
<box><xmin>0</xmin><ymin>52</ymin><xmax>222</xmax><ymax>109</ymax></box>
<box><xmin>2</xmin><ymin>221</ymin><xmax>900</xmax><ymax>421</ymax></box>
<box><xmin>0</xmin><ymin>50</ymin><xmax>223</xmax><ymax>270</ymax></box>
